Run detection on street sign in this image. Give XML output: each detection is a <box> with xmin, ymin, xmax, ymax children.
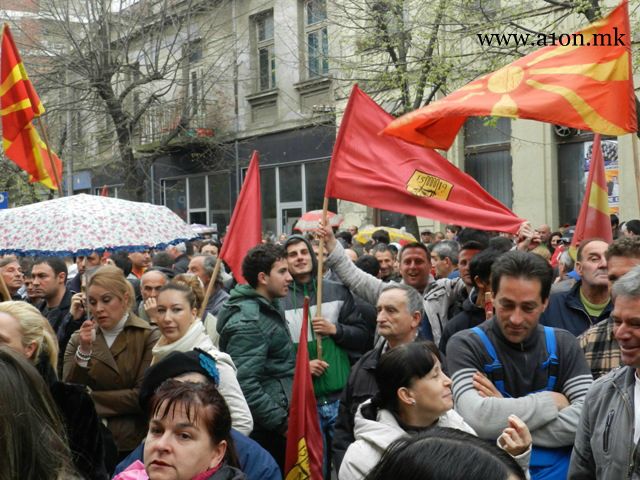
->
<box><xmin>0</xmin><ymin>192</ymin><xmax>7</xmax><ymax>209</ymax></box>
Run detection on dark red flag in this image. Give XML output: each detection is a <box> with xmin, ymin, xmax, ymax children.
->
<box><xmin>325</xmin><ymin>85</ymin><xmax>524</xmax><ymax>234</ymax></box>
<box><xmin>219</xmin><ymin>151</ymin><xmax>262</xmax><ymax>283</ymax></box>
<box><xmin>284</xmin><ymin>297</ymin><xmax>323</xmax><ymax>480</ymax></box>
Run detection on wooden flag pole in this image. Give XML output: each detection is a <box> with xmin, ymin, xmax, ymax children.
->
<box><xmin>315</xmin><ymin>196</ymin><xmax>329</xmax><ymax>361</ymax></box>
<box><xmin>632</xmin><ymin>135</ymin><xmax>640</xmax><ymax>215</ymax></box>
<box><xmin>199</xmin><ymin>256</ymin><xmax>223</xmax><ymax>320</ymax></box>
<box><xmin>36</xmin><ymin>117</ymin><xmax>62</xmax><ymax>196</ymax></box>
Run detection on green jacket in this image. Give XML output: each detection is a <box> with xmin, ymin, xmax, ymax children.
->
<box><xmin>217</xmin><ymin>284</ymin><xmax>295</xmax><ymax>434</ymax></box>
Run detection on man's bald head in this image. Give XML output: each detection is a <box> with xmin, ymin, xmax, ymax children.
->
<box><xmin>140</xmin><ymin>269</ymin><xmax>168</xmax><ymax>301</ymax></box>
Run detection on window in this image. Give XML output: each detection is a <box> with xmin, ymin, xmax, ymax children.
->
<box><xmin>93</xmin><ymin>185</ymin><xmax>123</xmax><ymax>198</ymax></box>
<box><xmin>162</xmin><ymin>175</ymin><xmax>231</xmax><ymax>231</ymax></box>
<box><xmin>464</xmin><ymin>117</ymin><xmax>513</xmax><ymax>208</ymax></box>
<box><xmin>305</xmin><ymin>0</ymin><xmax>328</xmax><ymax>77</ymax></box>
<box><xmin>251</xmin><ymin>160</ymin><xmax>337</xmax><ymax>235</ymax></box>
<box><xmin>556</xmin><ymin>134</ymin><xmax>618</xmax><ymax>225</ymax></box>
<box><xmin>256</xmin><ymin>11</ymin><xmax>276</xmax><ymax>91</ymax></box>
<box><xmin>183</xmin><ymin>40</ymin><xmax>203</xmax><ymax>118</ymax></box>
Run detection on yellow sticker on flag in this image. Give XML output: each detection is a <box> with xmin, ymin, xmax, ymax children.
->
<box><xmin>406</xmin><ymin>170</ymin><xmax>453</xmax><ymax>200</ymax></box>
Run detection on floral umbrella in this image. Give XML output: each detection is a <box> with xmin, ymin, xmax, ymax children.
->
<box><xmin>0</xmin><ymin>194</ymin><xmax>198</xmax><ymax>256</ymax></box>
<box><xmin>294</xmin><ymin>210</ymin><xmax>343</xmax><ymax>232</ymax></box>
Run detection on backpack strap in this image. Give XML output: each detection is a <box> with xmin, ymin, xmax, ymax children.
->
<box><xmin>471</xmin><ymin>327</ymin><xmax>509</xmax><ymax>397</ymax></box>
<box><xmin>539</xmin><ymin>326</ymin><xmax>559</xmax><ymax>392</ymax></box>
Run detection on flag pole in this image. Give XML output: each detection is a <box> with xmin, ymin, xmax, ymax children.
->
<box><xmin>315</xmin><ymin>196</ymin><xmax>329</xmax><ymax>361</ymax></box>
<box><xmin>35</xmin><ymin>117</ymin><xmax>62</xmax><ymax>195</ymax></box>
<box><xmin>199</xmin><ymin>256</ymin><xmax>223</xmax><ymax>320</ymax></box>
<box><xmin>632</xmin><ymin>134</ymin><xmax>640</xmax><ymax>214</ymax></box>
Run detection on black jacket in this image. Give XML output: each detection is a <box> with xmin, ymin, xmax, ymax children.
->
<box><xmin>39</xmin><ymin>288</ymin><xmax>77</xmax><ymax>375</ymax></box>
<box><xmin>540</xmin><ymin>281</ymin><xmax>613</xmax><ymax>336</ymax></box>
<box><xmin>439</xmin><ymin>291</ymin><xmax>486</xmax><ymax>355</ymax></box>
<box><xmin>37</xmin><ymin>357</ymin><xmax>115</xmax><ymax>479</ymax></box>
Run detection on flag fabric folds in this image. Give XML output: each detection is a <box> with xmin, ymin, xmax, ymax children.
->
<box><xmin>219</xmin><ymin>151</ymin><xmax>262</xmax><ymax>284</ymax></box>
<box><xmin>325</xmin><ymin>85</ymin><xmax>524</xmax><ymax>234</ymax></box>
<box><xmin>384</xmin><ymin>0</ymin><xmax>636</xmax><ymax>149</ymax></box>
<box><xmin>284</xmin><ymin>297</ymin><xmax>323</xmax><ymax>480</ymax></box>
<box><xmin>1</xmin><ymin>24</ymin><xmax>62</xmax><ymax>190</ymax></box>
<box><xmin>569</xmin><ymin>134</ymin><xmax>613</xmax><ymax>257</ymax></box>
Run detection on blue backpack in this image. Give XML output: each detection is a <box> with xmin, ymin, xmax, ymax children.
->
<box><xmin>471</xmin><ymin>326</ymin><xmax>571</xmax><ymax>480</ymax></box>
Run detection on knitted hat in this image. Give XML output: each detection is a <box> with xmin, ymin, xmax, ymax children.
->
<box><xmin>138</xmin><ymin>348</ymin><xmax>219</xmax><ymax>411</ymax></box>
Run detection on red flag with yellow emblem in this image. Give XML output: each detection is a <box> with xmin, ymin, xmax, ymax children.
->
<box><xmin>325</xmin><ymin>85</ymin><xmax>524</xmax><ymax>234</ymax></box>
<box><xmin>570</xmin><ymin>134</ymin><xmax>613</xmax><ymax>258</ymax></box>
<box><xmin>384</xmin><ymin>1</ymin><xmax>636</xmax><ymax>149</ymax></box>
<box><xmin>1</xmin><ymin>24</ymin><xmax>62</xmax><ymax>190</ymax></box>
<box><xmin>284</xmin><ymin>297</ymin><xmax>323</xmax><ymax>480</ymax></box>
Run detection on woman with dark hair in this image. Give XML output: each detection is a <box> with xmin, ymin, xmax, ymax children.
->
<box><xmin>339</xmin><ymin>342</ymin><xmax>531</xmax><ymax>480</ymax></box>
<box><xmin>151</xmin><ymin>278</ymin><xmax>252</xmax><ymax>435</ymax></box>
<box><xmin>364</xmin><ymin>427</ymin><xmax>527</xmax><ymax>480</ymax></box>
<box><xmin>63</xmin><ymin>265</ymin><xmax>160</xmax><ymax>459</ymax></box>
<box><xmin>114</xmin><ymin>349</ymin><xmax>280</xmax><ymax>480</ymax></box>
<box><xmin>115</xmin><ymin>379</ymin><xmax>245</xmax><ymax>480</ymax></box>
<box><xmin>0</xmin><ymin>346</ymin><xmax>77</xmax><ymax>480</ymax></box>
<box><xmin>548</xmin><ymin>232</ymin><xmax>563</xmax><ymax>254</ymax></box>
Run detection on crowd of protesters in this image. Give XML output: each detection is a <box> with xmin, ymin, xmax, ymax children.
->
<box><xmin>1</xmin><ymin>213</ymin><xmax>640</xmax><ymax>479</ymax></box>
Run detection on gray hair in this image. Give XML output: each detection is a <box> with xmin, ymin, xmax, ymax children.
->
<box><xmin>381</xmin><ymin>283</ymin><xmax>424</xmax><ymax>317</ymax></box>
<box><xmin>172</xmin><ymin>242</ymin><xmax>187</xmax><ymax>254</ymax></box>
<box><xmin>191</xmin><ymin>254</ymin><xmax>222</xmax><ymax>284</ymax></box>
<box><xmin>612</xmin><ymin>266</ymin><xmax>640</xmax><ymax>300</ymax></box>
<box><xmin>372</xmin><ymin>243</ymin><xmax>396</xmax><ymax>259</ymax></box>
<box><xmin>558</xmin><ymin>250</ymin><xmax>574</xmax><ymax>271</ymax></box>
<box><xmin>431</xmin><ymin>240</ymin><xmax>459</xmax><ymax>265</ymax></box>
<box><xmin>0</xmin><ymin>256</ymin><xmax>19</xmax><ymax>269</ymax></box>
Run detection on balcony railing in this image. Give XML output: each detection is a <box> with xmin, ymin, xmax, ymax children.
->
<box><xmin>137</xmin><ymin>98</ymin><xmax>216</xmax><ymax>146</ymax></box>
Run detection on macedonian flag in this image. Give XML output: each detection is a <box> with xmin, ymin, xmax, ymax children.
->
<box><xmin>384</xmin><ymin>0</ymin><xmax>636</xmax><ymax>149</ymax></box>
<box><xmin>569</xmin><ymin>134</ymin><xmax>613</xmax><ymax>259</ymax></box>
<box><xmin>1</xmin><ymin>24</ymin><xmax>61</xmax><ymax>190</ymax></box>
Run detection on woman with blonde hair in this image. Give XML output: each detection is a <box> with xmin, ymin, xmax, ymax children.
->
<box><xmin>64</xmin><ymin>265</ymin><xmax>160</xmax><ymax>460</ymax></box>
<box><xmin>0</xmin><ymin>301</ymin><xmax>111</xmax><ymax>478</ymax></box>
<box><xmin>152</xmin><ymin>277</ymin><xmax>253</xmax><ymax>435</ymax></box>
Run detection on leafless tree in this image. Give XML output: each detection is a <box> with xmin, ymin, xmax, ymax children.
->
<box><xmin>8</xmin><ymin>0</ymin><xmax>238</xmax><ymax>201</ymax></box>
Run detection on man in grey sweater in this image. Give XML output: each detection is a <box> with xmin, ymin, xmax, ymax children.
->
<box><xmin>569</xmin><ymin>266</ymin><xmax>640</xmax><ymax>479</ymax></box>
<box><xmin>447</xmin><ymin>251</ymin><xmax>592</xmax><ymax>480</ymax></box>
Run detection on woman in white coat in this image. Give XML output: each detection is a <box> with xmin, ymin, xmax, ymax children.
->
<box><xmin>339</xmin><ymin>342</ymin><xmax>531</xmax><ymax>480</ymax></box>
<box><xmin>151</xmin><ymin>277</ymin><xmax>253</xmax><ymax>435</ymax></box>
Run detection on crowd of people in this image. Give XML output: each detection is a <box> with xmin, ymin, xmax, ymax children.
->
<box><xmin>1</xmin><ymin>215</ymin><xmax>639</xmax><ymax>480</ymax></box>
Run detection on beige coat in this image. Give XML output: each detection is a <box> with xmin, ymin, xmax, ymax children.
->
<box><xmin>63</xmin><ymin>314</ymin><xmax>160</xmax><ymax>452</ymax></box>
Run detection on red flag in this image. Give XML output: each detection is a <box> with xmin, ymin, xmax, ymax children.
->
<box><xmin>384</xmin><ymin>1</ymin><xmax>636</xmax><ymax>149</ymax></box>
<box><xmin>570</xmin><ymin>134</ymin><xmax>613</xmax><ymax>257</ymax></box>
<box><xmin>219</xmin><ymin>151</ymin><xmax>262</xmax><ymax>283</ymax></box>
<box><xmin>1</xmin><ymin>24</ymin><xmax>62</xmax><ymax>189</ymax></box>
<box><xmin>284</xmin><ymin>297</ymin><xmax>323</xmax><ymax>480</ymax></box>
<box><xmin>325</xmin><ymin>85</ymin><xmax>524</xmax><ymax>234</ymax></box>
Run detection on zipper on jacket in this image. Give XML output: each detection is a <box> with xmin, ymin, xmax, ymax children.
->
<box><xmin>603</xmin><ymin>409</ymin><xmax>614</xmax><ymax>453</ymax></box>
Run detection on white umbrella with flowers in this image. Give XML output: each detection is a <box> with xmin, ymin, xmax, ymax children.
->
<box><xmin>0</xmin><ymin>194</ymin><xmax>198</xmax><ymax>256</ymax></box>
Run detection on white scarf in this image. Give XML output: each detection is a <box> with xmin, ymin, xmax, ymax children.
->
<box><xmin>100</xmin><ymin>313</ymin><xmax>129</xmax><ymax>348</ymax></box>
<box><xmin>152</xmin><ymin>320</ymin><xmax>212</xmax><ymax>363</ymax></box>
